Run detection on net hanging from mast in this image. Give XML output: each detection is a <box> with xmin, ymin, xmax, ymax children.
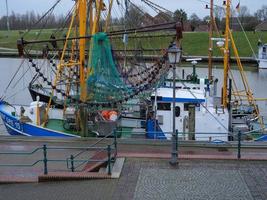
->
<box><xmin>87</xmin><ymin>32</ymin><xmax>132</xmax><ymax>103</ymax></box>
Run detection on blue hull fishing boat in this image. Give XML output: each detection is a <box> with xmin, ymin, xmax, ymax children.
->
<box><xmin>0</xmin><ymin>0</ymin><xmax>182</xmax><ymax>138</ymax></box>
<box><xmin>0</xmin><ymin>101</ymin><xmax>79</xmax><ymax>137</ymax></box>
<box><xmin>0</xmin><ymin>0</ymin><xmax>265</xmax><ymax>140</ymax></box>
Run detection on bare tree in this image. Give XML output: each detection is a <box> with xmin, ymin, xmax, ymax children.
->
<box><xmin>189</xmin><ymin>13</ymin><xmax>201</xmax><ymax>31</ymax></box>
<box><xmin>254</xmin><ymin>5</ymin><xmax>267</xmax><ymax>22</ymax></box>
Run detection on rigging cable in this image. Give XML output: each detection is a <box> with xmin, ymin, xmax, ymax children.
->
<box><xmin>21</xmin><ymin>0</ymin><xmax>62</xmax><ymax>38</ymax></box>
<box><xmin>230</xmin><ymin>2</ymin><xmax>259</xmax><ymax>64</ymax></box>
<box><xmin>1</xmin><ymin>59</ymin><xmax>25</xmax><ymax>100</ymax></box>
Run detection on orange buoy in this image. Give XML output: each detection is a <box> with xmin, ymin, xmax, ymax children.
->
<box><xmin>108</xmin><ymin>111</ymin><xmax>118</xmax><ymax>121</ymax></box>
<box><xmin>101</xmin><ymin>110</ymin><xmax>118</xmax><ymax>121</ymax></box>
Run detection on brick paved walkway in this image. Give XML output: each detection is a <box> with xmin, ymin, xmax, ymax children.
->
<box><xmin>0</xmin><ymin>158</ymin><xmax>267</xmax><ymax>200</ymax></box>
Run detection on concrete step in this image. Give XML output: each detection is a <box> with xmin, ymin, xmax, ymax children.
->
<box><xmin>111</xmin><ymin>157</ymin><xmax>125</xmax><ymax>178</ymax></box>
<box><xmin>82</xmin><ymin>151</ymin><xmax>108</xmax><ymax>172</ymax></box>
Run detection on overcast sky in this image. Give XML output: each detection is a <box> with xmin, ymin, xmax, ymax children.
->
<box><xmin>0</xmin><ymin>0</ymin><xmax>266</xmax><ymax>18</ymax></box>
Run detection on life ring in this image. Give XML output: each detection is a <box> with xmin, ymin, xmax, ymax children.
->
<box><xmin>101</xmin><ymin>110</ymin><xmax>118</xmax><ymax>121</ymax></box>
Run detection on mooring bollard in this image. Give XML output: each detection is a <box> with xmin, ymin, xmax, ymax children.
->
<box><xmin>70</xmin><ymin>155</ymin><xmax>74</xmax><ymax>172</ymax></box>
<box><xmin>43</xmin><ymin>144</ymin><xmax>48</xmax><ymax>175</ymax></box>
<box><xmin>237</xmin><ymin>131</ymin><xmax>241</xmax><ymax>159</ymax></box>
<box><xmin>107</xmin><ymin>145</ymin><xmax>111</xmax><ymax>175</ymax></box>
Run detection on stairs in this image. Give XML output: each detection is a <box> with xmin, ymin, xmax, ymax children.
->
<box><xmin>38</xmin><ymin>156</ymin><xmax>125</xmax><ymax>182</ymax></box>
<box><xmin>82</xmin><ymin>151</ymin><xmax>108</xmax><ymax>172</ymax></box>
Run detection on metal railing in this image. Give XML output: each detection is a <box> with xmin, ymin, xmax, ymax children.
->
<box><xmin>114</xmin><ymin>129</ymin><xmax>267</xmax><ymax>160</ymax></box>
<box><xmin>0</xmin><ymin>131</ymin><xmax>118</xmax><ymax>175</ymax></box>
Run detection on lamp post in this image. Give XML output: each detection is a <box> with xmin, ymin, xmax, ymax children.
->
<box><xmin>167</xmin><ymin>43</ymin><xmax>181</xmax><ymax>166</ymax></box>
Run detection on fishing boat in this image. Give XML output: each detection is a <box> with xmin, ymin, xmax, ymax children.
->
<box><xmin>0</xmin><ymin>0</ymin><xmax>182</xmax><ymax>137</ymax></box>
<box><xmin>0</xmin><ymin>0</ymin><xmax>265</xmax><ymax>140</ymax></box>
<box><xmin>146</xmin><ymin>60</ymin><xmax>229</xmax><ymax>141</ymax></box>
<box><xmin>146</xmin><ymin>0</ymin><xmax>266</xmax><ymax>141</ymax></box>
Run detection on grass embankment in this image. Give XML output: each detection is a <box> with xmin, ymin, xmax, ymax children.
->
<box><xmin>183</xmin><ymin>31</ymin><xmax>267</xmax><ymax>57</ymax></box>
<box><xmin>0</xmin><ymin>29</ymin><xmax>63</xmax><ymax>51</ymax></box>
<box><xmin>0</xmin><ymin>29</ymin><xmax>266</xmax><ymax>57</ymax></box>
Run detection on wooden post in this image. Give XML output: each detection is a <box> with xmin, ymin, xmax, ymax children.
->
<box><xmin>188</xmin><ymin>105</ymin><xmax>195</xmax><ymax>140</ymax></box>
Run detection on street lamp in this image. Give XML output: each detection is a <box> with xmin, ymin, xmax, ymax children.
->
<box><xmin>167</xmin><ymin>43</ymin><xmax>181</xmax><ymax>166</ymax></box>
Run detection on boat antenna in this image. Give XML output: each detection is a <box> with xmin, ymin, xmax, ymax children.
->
<box><xmin>206</xmin><ymin>0</ymin><xmax>214</xmax><ymax>81</ymax></box>
<box><xmin>5</xmin><ymin>0</ymin><xmax>10</xmax><ymax>34</ymax></box>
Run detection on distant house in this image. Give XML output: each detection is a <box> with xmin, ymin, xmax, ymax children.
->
<box><xmin>153</xmin><ymin>12</ymin><xmax>172</xmax><ymax>24</ymax></box>
<box><xmin>182</xmin><ymin>22</ymin><xmax>192</xmax><ymax>32</ymax></box>
<box><xmin>141</xmin><ymin>13</ymin><xmax>154</xmax><ymax>26</ymax></box>
<box><xmin>195</xmin><ymin>24</ymin><xmax>209</xmax><ymax>32</ymax></box>
<box><xmin>255</xmin><ymin>21</ymin><xmax>267</xmax><ymax>31</ymax></box>
<box><xmin>222</xmin><ymin>17</ymin><xmax>258</xmax><ymax>31</ymax></box>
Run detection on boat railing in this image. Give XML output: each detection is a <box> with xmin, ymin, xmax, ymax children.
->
<box><xmin>0</xmin><ymin>131</ymin><xmax>117</xmax><ymax>175</ymax></box>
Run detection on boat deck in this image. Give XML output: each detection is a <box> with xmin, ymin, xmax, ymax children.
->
<box><xmin>45</xmin><ymin>119</ymin><xmax>79</xmax><ymax>136</ymax></box>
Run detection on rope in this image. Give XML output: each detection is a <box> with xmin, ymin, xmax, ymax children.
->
<box><xmin>232</xmin><ymin>7</ymin><xmax>259</xmax><ymax>63</ymax></box>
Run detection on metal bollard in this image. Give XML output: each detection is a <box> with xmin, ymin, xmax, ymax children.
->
<box><xmin>70</xmin><ymin>155</ymin><xmax>74</xmax><ymax>172</ymax></box>
<box><xmin>107</xmin><ymin>145</ymin><xmax>111</xmax><ymax>175</ymax></box>
<box><xmin>43</xmin><ymin>144</ymin><xmax>48</xmax><ymax>175</ymax></box>
<box><xmin>175</xmin><ymin>130</ymin><xmax>178</xmax><ymax>153</ymax></box>
<box><xmin>237</xmin><ymin>131</ymin><xmax>241</xmax><ymax>159</ymax></box>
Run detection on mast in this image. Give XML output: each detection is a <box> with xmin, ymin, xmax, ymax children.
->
<box><xmin>222</xmin><ymin>0</ymin><xmax>230</xmax><ymax>108</ymax></box>
<box><xmin>79</xmin><ymin>0</ymin><xmax>87</xmax><ymax>102</ymax></box>
<box><xmin>5</xmin><ymin>0</ymin><xmax>10</xmax><ymax>32</ymax></box>
<box><xmin>208</xmin><ymin>0</ymin><xmax>214</xmax><ymax>81</ymax></box>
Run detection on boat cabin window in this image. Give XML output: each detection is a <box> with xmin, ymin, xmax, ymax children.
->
<box><xmin>183</xmin><ymin>87</ymin><xmax>190</xmax><ymax>90</ymax></box>
<box><xmin>175</xmin><ymin>106</ymin><xmax>180</xmax><ymax>117</ymax></box>
<box><xmin>263</xmin><ymin>47</ymin><xmax>267</xmax><ymax>59</ymax></box>
<box><xmin>157</xmin><ymin>103</ymin><xmax>171</xmax><ymax>111</ymax></box>
<box><xmin>151</xmin><ymin>96</ymin><xmax>162</xmax><ymax>101</ymax></box>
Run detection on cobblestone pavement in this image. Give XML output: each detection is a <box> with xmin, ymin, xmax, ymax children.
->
<box><xmin>0</xmin><ymin>158</ymin><xmax>267</xmax><ymax>200</ymax></box>
<box><xmin>134</xmin><ymin>168</ymin><xmax>253</xmax><ymax>200</ymax></box>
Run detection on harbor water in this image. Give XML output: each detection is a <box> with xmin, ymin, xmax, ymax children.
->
<box><xmin>0</xmin><ymin>58</ymin><xmax>267</xmax><ymax>135</ymax></box>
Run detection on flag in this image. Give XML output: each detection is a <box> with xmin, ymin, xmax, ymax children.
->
<box><xmin>236</xmin><ymin>2</ymin><xmax>240</xmax><ymax>12</ymax></box>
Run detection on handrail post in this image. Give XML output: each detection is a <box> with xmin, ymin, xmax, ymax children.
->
<box><xmin>107</xmin><ymin>145</ymin><xmax>111</xmax><ymax>175</ymax></box>
<box><xmin>70</xmin><ymin>155</ymin><xmax>74</xmax><ymax>172</ymax></box>
<box><xmin>43</xmin><ymin>144</ymin><xmax>48</xmax><ymax>175</ymax></box>
<box><xmin>237</xmin><ymin>131</ymin><xmax>241</xmax><ymax>159</ymax></box>
<box><xmin>113</xmin><ymin>130</ymin><xmax>117</xmax><ymax>160</ymax></box>
<box><xmin>175</xmin><ymin>130</ymin><xmax>178</xmax><ymax>154</ymax></box>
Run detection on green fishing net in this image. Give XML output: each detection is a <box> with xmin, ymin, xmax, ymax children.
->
<box><xmin>86</xmin><ymin>32</ymin><xmax>132</xmax><ymax>103</ymax></box>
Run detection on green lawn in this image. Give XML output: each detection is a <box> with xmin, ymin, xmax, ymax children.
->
<box><xmin>182</xmin><ymin>31</ymin><xmax>267</xmax><ymax>57</ymax></box>
<box><xmin>0</xmin><ymin>29</ymin><xmax>266</xmax><ymax>57</ymax></box>
<box><xmin>0</xmin><ymin>29</ymin><xmax>65</xmax><ymax>51</ymax></box>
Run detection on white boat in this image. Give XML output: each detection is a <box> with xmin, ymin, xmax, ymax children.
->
<box><xmin>147</xmin><ymin>70</ymin><xmax>229</xmax><ymax>141</ymax></box>
<box><xmin>258</xmin><ymin>43</ymin><xmax>267</xmax><ymax>69</ymax></box>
